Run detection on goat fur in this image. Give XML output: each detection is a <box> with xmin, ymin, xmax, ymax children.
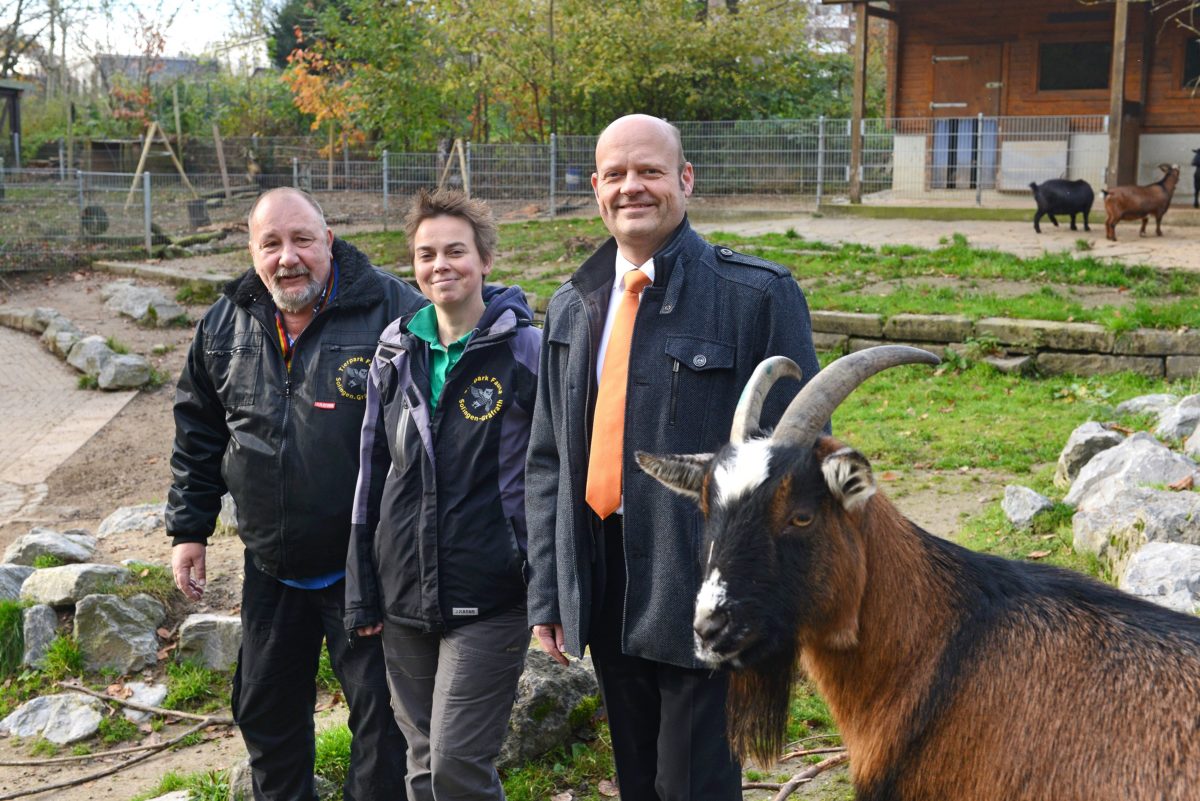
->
<box><xmin>1102</xmin><ymin>163</ymin><xmax>1181</xmax><ymax>241</ymax></box>
<box><xmin>639</xmin><ymin>436</ymin><xmax>1200</xmax><ymax>801</ymax></box>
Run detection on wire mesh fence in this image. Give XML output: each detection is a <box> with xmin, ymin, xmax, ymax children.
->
<box><xmin>0</xmin><ymin>114</ymin><xmax>1130</xmax><ymax>273</ymax></box>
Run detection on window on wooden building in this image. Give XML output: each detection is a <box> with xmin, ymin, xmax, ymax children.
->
<box><xmin>1038</xmin><ymin>42</ymin><xmax>1111</xmax><ymax>91</ymax></box>
<box><xmin>1185</xmin><ymin>37</ymin><xmax>1200</xmax><ymax>92</ymax></box>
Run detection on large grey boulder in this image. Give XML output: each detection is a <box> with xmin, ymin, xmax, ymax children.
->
<box><xmin>98</xmin><ymin>354</ymin><xmax>151</xmax><ymax>390</ymax></box>
<box><xmin>1115</xmin><ymin>393</ymin><xmax>1180</xmax><ymax>418</ymax></box>
<box><xmin>74</xmin><ymin>594</ymin><xmax>159</xmax><ymax>673</ymax></box>
<box><xmin>497</xmin><ymin>650</ymin><xmax>600</xmax><ymax>770</ymax></box>
<box><xmin>66</xmin><ymin>335</ymin><xmax>116</xmax><ymax>376</ymax></box>
<box><xmin>22</xmin><ymin>604</ymin><xmax>58</xmax><ymax>668</ymax></box>
<box><xmin>21</xmin><ymin>564</ymin><xmax>131</xmax><ymax>607</ymax></box>
<box><xmin>40</xmin><ymin>316</ymin><xmax>83</xmax><ymax>358</ymax></box>
<box><xmin>1185</xmin><ymin>426</ymin><xmax>1200</xmax><ymax>461</ymax></box>
<box><xmin>123</xmin><ymin>681</ymin><xmax>169</xmax><ymax>723</ymax></box>
<box><xmin>3</xmin><ymin>527</ymin><xmax>97</xmax><ymax>566</ymax></box>
<box><xmin>0</xmin><ymin>306</ymin><xmax>58</xmax><ymax>334</ymax></box>
<box><xmin>228</xmin><ymin>758</ymin><xmax>253</xmax><ymax>801</ymax></box>
<box><xmin>1063</xmin><ymin>432</ymin><xmax>1200</xmax><ymax>511</ymax></box>
<box><xmin>0</xmin><ymin>693</ymin><xmax>105</xmax><ymax>744</ymax></box>
<box><xmin>128</xmin><ymin>593</ymin><xmax>166</xmax><ymax>628</ymax></box>
<box><xmin>1053</xmin><ymin>422</ymin><xmax>1125</xmax><ymax>489</ymax></box>
<box><xmin>1119</xmin><ymin>542</ymin><xmax>1200</xmax><ymax>615</ymax></box>
<box><xmin>102</xmin><ymin>280</ymin><xmax>187</xmax><ymax>326</ymax></box>
<box><xmin>1153</xmin><ymin>395</ymin><xmax>1200</xmax><ymax>441</ymax></box>
<box><xmin>1072</xmin><ymin>487</ymin><xmax>1200</xmax><ymax>575</ymax></box>
<box><xmin>177</xmin><ymin>614</ymin><xmax>242</xmax><ymax>670</ymax></box>
<box><xmin>97</xmin><ymin>503</ymin><xmax>166</xmax><ymax>538</ymax></box>
<box><xmin>1001</xmin><ymin>485</ymin><xmax>1054</xmax><ymax>530</ymax></box>
<box><xmin>0</xmin><ymin>565</ymin><xmax>35</xmax><ymax>601</ymax></box>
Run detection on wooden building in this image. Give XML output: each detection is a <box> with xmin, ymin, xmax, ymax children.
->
<box><xmin>829</xmin><ymin>0</ymin><xmax>1200</xmax><ymax>200</ymax></box>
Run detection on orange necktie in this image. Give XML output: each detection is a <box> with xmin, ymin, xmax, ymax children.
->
<box><xmin>586</xmin><ymin>269</ymin><xmax>652</xmax><ymax>519</ymax></box>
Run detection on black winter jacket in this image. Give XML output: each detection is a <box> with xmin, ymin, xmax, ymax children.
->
<box><xmin>166</xmin><ymin>239</ymin><xmax>426</xmax><ymax>580</ymax></box>
<box><xmin>345</xmin><ymin>286</ymin><xmax>540</xmax><ymax>633</ymax></box>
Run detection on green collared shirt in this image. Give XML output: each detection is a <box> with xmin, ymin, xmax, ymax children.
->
<box><xmin>408</xmin><ymin>305</ymin><xmax>474</xmax><ymax>412</ymax></box>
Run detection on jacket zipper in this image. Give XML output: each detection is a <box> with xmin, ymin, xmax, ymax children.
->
<box><xmin>669</xmin><ymin>359</ymin><xmax>680</xmax><ymax>425</ymax></box>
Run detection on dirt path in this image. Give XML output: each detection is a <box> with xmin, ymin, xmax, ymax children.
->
<box><xmin>694</xmin><ymin>213</ymin><xmax>1200</xmax><ymax>272</ymax></box>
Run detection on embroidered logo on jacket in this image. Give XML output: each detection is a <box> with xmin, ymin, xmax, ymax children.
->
<box><xmin>460</xmin><ymin>375</ymin><xmax>504</xmax><ymax>422</ymax></box>
<box><xmin>336</xmin><ymin>356</ymin><xmax>370</xmax><ymax>401</ymax></box>
<box><xmin>452</xmin><ymin>607</ymin><xmax>479</xmax><ymax>616</ymax></box>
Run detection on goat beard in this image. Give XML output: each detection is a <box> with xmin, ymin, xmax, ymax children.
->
<box><xmin>725</xmin><ymin>634</ymin><xmax>801</xmax><ymax>768</ymax></box>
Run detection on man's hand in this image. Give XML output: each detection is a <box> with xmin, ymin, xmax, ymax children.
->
<box><xmin>172</xmin><ymin>542</ymin><xmax>207</xmax><ymax>601</ymax></box>
<box><xmin>356</xmin><ymin>623</ymin><xmax>383</xmax><ymax>637</ymax></box>
<box><xmin>533</xmin><ymin>623</ymin><xmax>568</xmax><ymax>666</ymax></box>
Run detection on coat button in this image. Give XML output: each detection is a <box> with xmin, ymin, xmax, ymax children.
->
<box><xmin>662</xmin><ymin>304</ymin><xmax>673</xmax><ymax>313</ymax></box>
<box><xmin>692</xmin><ymin>354</ymin><xmax>707</xmax><ymax>368</ymax></box>
<box><xmin>719</xmin><ymin>248</ymin><xmax>733</xmax><ymax>257</ymax></box>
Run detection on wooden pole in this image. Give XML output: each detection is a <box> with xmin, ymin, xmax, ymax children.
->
<box><xmin>172</xmin><ymin>82</ymin><xmax>183</xmax><ymax>164</ymax></box>
<box><xmin>124</xmin><ymin>121</ymin><xmax>158</xmax><ymax>209</ymax></box>
<box><xmin>212</xmin><ymin>123</ymin><xmax>231</xmax><ymax>199</ymax></box>
<box><xmin>1106</xmin><ymin>0</ymin><xmax>1129</xmax><ymax>187</ymax></box>
<box><xmin>65</xmin><ymin>101</ymin><xmax>73</xmax><ymax>173</ymax></box>
<box><xmin>456</xmin><ymin>138</ymin><xmax>470</xmax><ymax>197</ymax></box>
<box><xmin>849</xmin><ymin>1</ymin><xmax>869</xmax><ymax>203</ymax></box>
<box><xmin>327</xmin><ymin>121</ymin><xmax>335</xmax><ymax>191</ymax></box>
<box><xmin>152</xmin><ymin>121</ymin><xmax>198</xmax><ymax>198</ymax></box>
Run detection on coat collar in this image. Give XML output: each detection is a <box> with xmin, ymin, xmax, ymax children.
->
<box><xmin>571</xmin><ymin>216</ymin><xmax>705</xmax><ymax>295</ymax></box>
<box><xmin>224</xmin><ymin>237</ymin><xmax>385</xmax><ymax>313</ymax></box>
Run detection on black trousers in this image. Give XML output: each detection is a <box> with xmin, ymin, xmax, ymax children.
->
<box><xmin>590</xmin><ymin>516</ymin><xmax>742</xmax><ymax>801</ymax></box>
<box><xmin>232</xmin><ymin>550</ymin><xmax>408</xmax><ymax>801</ymax></box>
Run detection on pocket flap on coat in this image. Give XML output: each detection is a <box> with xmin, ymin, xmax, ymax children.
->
<box><xmin>664</xmin><ymin>336</ymin><xmax>734</xmax><ymax>372</ymax></box>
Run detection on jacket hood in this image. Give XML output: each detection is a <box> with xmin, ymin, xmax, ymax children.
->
<box><xmin>478</xmin><ymin>284</ymin><xmax>533</xmax><ymax>331</ymax></box>
<box><xmin>224</xmin><ymin>237</ymin><xmax>388</xmax><ymax>312</ymax></box>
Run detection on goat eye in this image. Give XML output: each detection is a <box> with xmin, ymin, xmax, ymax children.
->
<box><xmin>790</xmin><ymin>514</ymin><xmax>813</xmax><ymax>528</ymax></box>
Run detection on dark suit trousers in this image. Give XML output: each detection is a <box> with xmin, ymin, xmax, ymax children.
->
<box><xmin>589</xmin><ymin>515</ymin><xmax>742</xmax><ymax>801</ymax></box>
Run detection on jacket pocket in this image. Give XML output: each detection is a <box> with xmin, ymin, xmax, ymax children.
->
<box><xmin>205</xmin><ymin>331</ymin><xmax>263</xmax><ymax>408</ymax></box>
<box><xmin>663</xmin><ymin>335</ymin><xmax>735</xmax><ymax>428</ymax></box>
<box><xmin>315</xmin><ymin>340</ymin><xmax>377</xmax><ymax>405</ymax></box>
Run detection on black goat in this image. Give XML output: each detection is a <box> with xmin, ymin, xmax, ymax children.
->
<box><xmin>638</xmin><ymin>346</ymin><xmax>1200</xmax><ymax>801</ymax></box>
<box><xmin>1029</xmin><ymin>178</ymin><xmax>1093</xmax><ymax>234</ymax></box>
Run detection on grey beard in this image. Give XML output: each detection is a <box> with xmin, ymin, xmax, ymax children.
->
<box><xmin>270</xmin><ymin>272</ymin><xmax>322</xmax><ymax>313</ymax></box>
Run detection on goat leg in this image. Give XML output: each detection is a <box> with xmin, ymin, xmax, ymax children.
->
<box><xmin>1048</xmin><ymin>213</ymin><xmax>1060</xmax><ymax>228</ymax></box>
<box><xmin>1140</xmin><ymin>217</ymin><xmax>1149</xmax><ymax>237</ymax></box>
<box><xmin>1069</xmin><ymin>213</ymin><xmax>1078</xmax><ymax>231</ymax></box>
<box><xmin>1155</xmin><ymin>213</ymin><xmax>1163</xmax><ymax>236</ymax></box>
<box><xmin>1034</xmin><ymin>210</ymin><xmax>1043</xmax><ymax>234</ymax></box>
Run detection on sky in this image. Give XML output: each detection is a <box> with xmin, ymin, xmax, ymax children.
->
<box><xmin>90</xmin><ymin>1</ymin><xmax>245</xmax><ymax>59</ymax></box>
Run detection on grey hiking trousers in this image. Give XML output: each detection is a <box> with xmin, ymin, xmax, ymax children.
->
<box><xmin>381</xmin><ymin>605</ymin><xmax>529</xmax><ymax>801</ymax></box>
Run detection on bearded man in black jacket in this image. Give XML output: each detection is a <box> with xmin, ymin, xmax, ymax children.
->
<box><xmin>167</xmin><ymin>187</ymin><xmax>424</xmax><ymax>801</ymax></box>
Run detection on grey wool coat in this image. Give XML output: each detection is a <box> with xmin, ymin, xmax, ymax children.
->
<box><xmin>525</xmin><ymin>219</ymin><xmax>822</xmax><ymax>669</ymax></box>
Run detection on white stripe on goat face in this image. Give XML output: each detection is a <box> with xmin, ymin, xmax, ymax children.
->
<box><xmin>695</xmin><ymin>568</ymin><xmax>728</xmax><ymax>625</ymax></box>
<box><xmin>713</xmin><ymin>439</ymin><xmax>773</xmax><ymax>508</ymax></box>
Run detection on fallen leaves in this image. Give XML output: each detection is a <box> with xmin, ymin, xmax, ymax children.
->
<box><xmin>1027</xmin><ymin>550</ymin><xmax>1051</xmax><ymax>560</ymax></box>
<box><xmin>1168</xmin><ymin>474</ymin><xmax>1194</xmax><ymax>491</ymax></box>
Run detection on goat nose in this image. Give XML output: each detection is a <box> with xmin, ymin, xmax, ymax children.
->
<box><xmin>694</xmin><ymin>608</ymin><xmax>729</xmax><ymax>642</ymax></box>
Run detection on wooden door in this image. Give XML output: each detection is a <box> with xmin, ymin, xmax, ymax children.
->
<box><xmin>930</xmin><ymin>44</ymin><xmax>1003</xmax><ymax>189</ymax></box>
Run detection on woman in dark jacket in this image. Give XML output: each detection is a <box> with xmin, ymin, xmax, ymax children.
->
<box><xmin>346</xmin><ymin>188</ymin><xmax>540</xmax><ymax>801</ymax></box>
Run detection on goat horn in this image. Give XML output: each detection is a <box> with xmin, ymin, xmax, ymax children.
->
<box><xmin>729</xmin><ymin>356</ymin><xmax>803</xmax><ymax>443</ymax></box>
<box><xmin>772</xmin><ymin>345</ymin><xmax>941</xmax><ymax>448</ymax></box>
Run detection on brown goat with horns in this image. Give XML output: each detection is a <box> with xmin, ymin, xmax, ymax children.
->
<box><xmin>637</xmin><ymin>346</ymin><xmax>1200</xmax><ymax>801</ymax></box>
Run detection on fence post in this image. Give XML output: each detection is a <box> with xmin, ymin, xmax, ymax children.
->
<box><xmin>292</xmin><ymin>157</ymin><xmax>299</xmax><ymax>188</ymax></box>
<box><xmin>58</xmin><ymin>139</ymin><xmax>65</xmax><ymax>180</ymax></box>
<box><xmin>143</xmin><ymin>172</ymin><xmax>153</xmax><ymax>256</ymax></box>
<box><xmin>549</xmin><ymin>133</ymin><xmax>557</xmax><ymax>219</ymax></box>
<box><xmin>76</xmin><ymin>169</ymin><xmax>83</xmax><ymax>218</ymax></box>
<box><xmin>0</xmin><ymin>156</ymin><xmax>5</xmax><ymax>201</ymax></box>
<box><xmin>382</xmin><ymin>149</ymin><xmax>389</xmax><ymax>231</ymax></box>
<box><xmin>816</xmin><ymin>116</ymin><xmax>826</xmax><ymax>210</ymax></box>
<box><xmin>11</xmin><ymin>132</ymin><xmax>19</xmax><ymax>170</ymax></box>
<box><xmin>465</xmin><ymin>141</ymin><xmax>472</xmax><ymax>198</ymax></box>
<box><xmin>975</xmin><ymin>112</ymin><xmax>984</xmax><ymax>207</ymax></box>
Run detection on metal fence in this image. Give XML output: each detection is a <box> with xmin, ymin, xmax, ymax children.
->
<box><xmin>0</xmin><ymin>114</ymin><xmax>1128</xmax><ymax>273</ymax></box>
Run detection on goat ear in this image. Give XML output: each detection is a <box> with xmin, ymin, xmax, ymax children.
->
<box><xmin>820</xmin><ymin>447</ymin><xmax>876</xmax><ymax>513</ymax></box>
<box><xmin>636</xmin><ymin>451</ymin><xmax>712</xmax><ymax>501</ymax></box>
